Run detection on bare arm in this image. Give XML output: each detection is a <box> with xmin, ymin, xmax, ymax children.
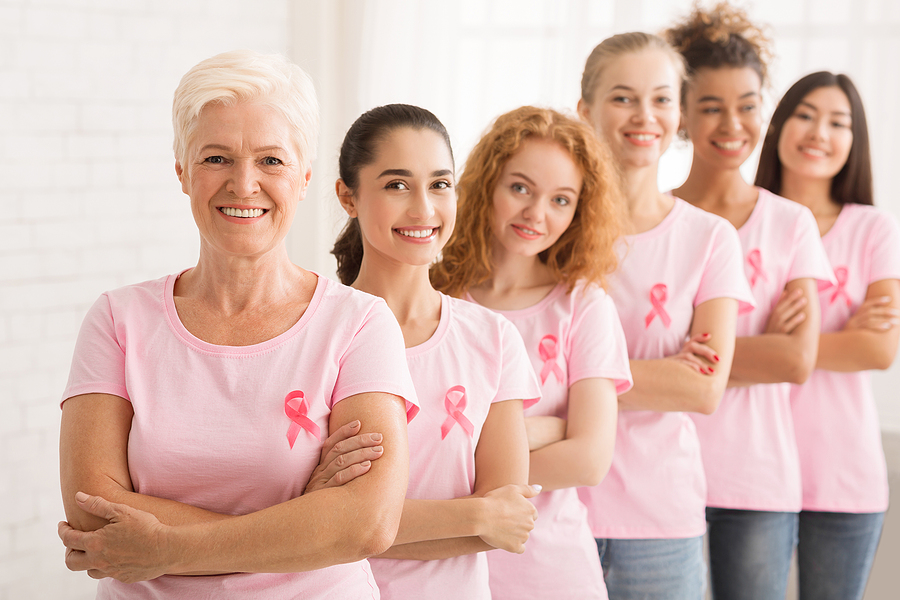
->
<box><xmin>729</xmin><ymin>278</ymin><xmax>821</xmax><ymax>386</ymax></box>
<box><xmin>525</xmin><ymin>378</ymin><xmax>617</xmax><ymax>491</ymax></box>
<box><xmin>379</xmin><ymin>399</ymin><xmax>537</xmax><ymax>560</ymax></box>
<box><xmin>619</xmin><ymin>297</ymin><xmax>738</xmax><ymax>415</ymax></box>
<box><xmin>816</xmin><ymin>279</ymin><xmax>900</xmax><ymax>372</ymax></box>
<box><xmin>60</xmin><ymin>392</ymin><xmax>410</xmax><ymax>579</ymax></box>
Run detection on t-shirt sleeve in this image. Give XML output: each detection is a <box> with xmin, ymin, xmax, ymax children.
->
<box><xmin>788</xmin><ymin>207</ymin><xmax>836</xmax><ymax>284</ymax></box>
<box><xmin>695</xmin><ymin>222</ymin><xmax>756</xmax><ymax>312</ymax></box>
<box><xmin>332</xmin><ymin>299</ymin><xmax>419</xmax><ymax>421</ymax></box>
<box><xmin>61</xmin><ymin>294</ymin><xmax>130</xmax><ymax>407</ymax></box>
<box><xmin>494</xmin><ymin>318</ymin><xmax>542</xmax><ymax>409</ymax></box>
<box><xmin>567</xmin><ymin>288</ymin><xmax>633</xmax><ymax>395</ymax></box>
<box><xmin>867</xmin><ymin>212</ymin><xmax>900</xmax><ymax>283</ymax></box>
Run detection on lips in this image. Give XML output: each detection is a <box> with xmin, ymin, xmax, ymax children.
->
<box><xmin>512</xmin><ymin>224</ymin><xmax>542</xmax><ymax>240</ymax></box>
<box><xmin>799</xmin><ymin>146</ymin><xmax>828</xmax><ymax>158</ymax></box>
<box><xmin>218</xmin><ymin>207</ymin><xmax>267</xmax><ymax>218</ymax></box>
<box><xmin>394</xmin><ymin>227</ymin><xmax>438</xmax><ymax>241</ymax></box>
<box><xmin>712</xmin><ymin>140</ymin><xmax>745</xmax><ymax>151</ymax></box>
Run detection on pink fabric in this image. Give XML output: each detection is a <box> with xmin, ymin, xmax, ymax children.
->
<box><xmin>580</xmin><ymin>198</ymin><xmax>754</xmax><ymax>539</ymax></box>
<box><xmin>791</xmin><ymin>204</ymin><xmax>900</xmax><ymax>513</ymax></box>
<box><xmin>691</xmin><ymin>189</ymin><xmax>835</xmax><ymax>512</ymax></box>
<box><xmin>472</xmin><ymin>282</ymin><xmax>632</xmax><ymax>600</ymax></box>
<box><xmin>370</xmin><ymin>294</ymin><xmax>540</xmax><ymax>600</ymax></box>
<box><xmin>62</xmin><ymin>272</ymin><xmax>418</xmax><ymax>600</ymax></box>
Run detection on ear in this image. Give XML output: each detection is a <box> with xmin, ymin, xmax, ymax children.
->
<box><xmin>298</xmin><ymin>165</ymin><xmax>313</xmax><ymax>201</ymax></box>
<box><xmin>576</xmin><ymin>98</ymin><xmax>591</xmax><ymax>123</ymax></box>
<box><xmin>175</xmin><ymin>160</ymin><xmax>189</xmax><ymax>195</ymax></box>
<box><xmin>335</xmin><ymin>179</ymin><xmax>357</xmax><ymax>217</ymax></box>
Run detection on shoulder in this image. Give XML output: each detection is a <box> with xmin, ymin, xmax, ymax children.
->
<box><xmin>100</xmin><ymin>273</ymin><xmax>171</xmax><ymax>315</ymax></box>
<box><xmin>757</xmin><ymin>188</ymin><xmax>816</xmax><ymax>225</ymax></box>
<box><xmin>445</xmin><ymin>294</ymin><xmax>511</xmax><ymax>337</ymax></box>
<box><xmin>844</xmin><ymin>203</ymin><xmax>898</xmax><ymax>231</ymax></box>
<box><xmin>317</xmin><ymin>275</ymin><xmax>392</xmax><ymax>320</ymax></box>
<box><xmin>675</xmin><ymin>197</ymin><xmax>738</xmax><ymax>238</ymax></box>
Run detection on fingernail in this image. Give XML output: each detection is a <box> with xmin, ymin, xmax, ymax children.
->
<box><xmin>371</xmin><ymin>433</ymin><xmax>383</xmax><ymax>442</ymax></box>
<box><xmin>703</xmin><ymin>333</ymin><xmax>711</xmax><ymax>337</ymax></box>
<box><xmin>373</xmin><ymin>446</ymin><xmax>383</xmax><ymax>453</ymax></box>
<box><xmin>532</xmin><ymin>484</ymin><xmax>542</xmax><ymax>493</ymax></box>
<box><xmin>75</xmin><ymin>492</ymin><xmax>89</xmax><ymax>502</ymax></box>
<box><xmin>713</xmin><ymin>355</ymin><xmax>720</xmax><ymax>362</ymax></box>
<box><xmin>708</xmin><ymin>367</ymin><xmax>715</xmax><ymax>373</ymax></box>
<box><xmin>361</xmin><ymin>461</ymin><xmax>371</xmax><ymax>467</ymax></box>
<box><xmin>351</xmin><ymin>420</ymin><xmax>361</xmax><ymax>428</ymax></box>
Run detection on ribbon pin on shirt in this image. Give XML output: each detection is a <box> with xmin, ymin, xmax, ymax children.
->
<box><xmin>747</xmin><ymin>249</ymin><xmax>769</xmax><ymax>288</ymax></box>
<box><xmin>644</xmin><ymin>283</ymin><xmax>672</xmax><ymax>329</ymax></box>
<box><xmin>284</xmin><ymin>390</ymin><xmax>320</xmax><ymax>449</ymax></box>
<box><xmin>440</xmin><ymin>385</ymin><xmax>474</xmax><ymax>440</ymax></box>
<box><xmin>821</xmin><ymin>266</ymin><xmax>852</xmax><ymax>307</ymax></box>
<box><xmin>538</xmin><ymin>334</ymin><xmax>565</xmax><ymax>385</ymax></box>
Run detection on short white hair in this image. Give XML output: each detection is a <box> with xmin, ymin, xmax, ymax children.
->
<box><xmin>172</xmin><ymin>50</ymin><xmax>319</xmax><ymax>167</ymax></box>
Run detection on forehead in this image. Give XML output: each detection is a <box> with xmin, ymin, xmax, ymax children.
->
<box><xmin>191</xmin><ymin>101</ymin><xmax>299</xmax><ymax>155</ymax></box>
<box><xmin>689</xmin><ymin>66</ymin><xmax>761</xmax><ymax>97</ymax></box>
<box><xmin>503</xmin><ymin>138</ymin><xmax>583</xmax><ymax>184</ymax></box>
<box><xmin>367</xmin><ymin>127</ymin><xmax>453</xmax><ymax>170</ymax></box>
<box><xmin>801</xmin><ymin>86</ymin><xmax>851</xmax><ymax>113</ymax></box>
<box><xmin>598</xmin><ymin>49</ymin><xmax>681</xmax><ymax>92</ymax></box>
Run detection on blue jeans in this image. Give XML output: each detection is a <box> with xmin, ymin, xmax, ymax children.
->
<box><xmin>796</xmin><ymin>510</ymin><xmax>884</xmax><ymax>600</ymax></box>
<box><xmin>595</xmin><ymin>536</ymin><xmax>705</xmax><ymax>600</ymax></box>
<box><xmin>705</xmin><ymin>507</ymin><xmax>798</xmax><ymax>600</ymax></box>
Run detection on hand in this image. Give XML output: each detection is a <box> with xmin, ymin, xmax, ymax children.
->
<box><xmin>304</xmin><ymin>420</ymin><xmax>384</xmax><ymax>494</ymax></box>
<box><xmin>58</xmin><ymin>492</ymin><xmax>171</xmax><ymax>583</ymax></box>
<box><xmin>844</xmin><ymin>296</ymin><xmax>900</xmax><ymax>332</ymax></box>
<box><xmin>477</xmin><ymin>484</ymin><xmax>540</xmax><ymax>553</ymax></box>
<box><xmin>669</xmin><ymin>332</ymin><xmax>719</xmax><ymax>375</ymax></box>
<box><xmin>765</xmin><ymin>288</ymin><xmax>808</xmax><ymax>334</ymax></box>
<box><xmin>524</xmin><ymin>416</ymin><xmax>566</xmax><ymax>451</ymax></box>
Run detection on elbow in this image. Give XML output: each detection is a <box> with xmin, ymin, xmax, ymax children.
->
<box><xmin>786</xmin><ymin>351</ymin><xmax>817</xmax><ymax>384</ymax></box>
<box><xmin>871</xmin><ymin>349</ymin><xmax>897</xmax><ymax>371</ymax></box>
<box><xmin>581</xmin><ymin>462</ymin><xmax>612</xmax><ymax>488</ymax></box>
<box><xmin>692</xmin><ymin>376</ymin><xmax>725</xmax><ymax>416</ymax></box>
<box><xmin>356</xmin><ymin>521</ymin><xmax>399</xmax><ymax>558</ymax></box>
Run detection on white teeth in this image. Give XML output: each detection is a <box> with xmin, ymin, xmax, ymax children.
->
<box><xmin>801</xmin><ymin>147</ymin><xmax>827</xmax><ymax>157</ymax></box>
<box><xmin>517</xmin><ymin>226</ymin><xmax>539</xmax><ymax>235</ymax></box>
<box><xmin>627</xmin><ymin>133</ymin><xmax>656</xmax><ymax>141</ymax></box>
<box><xmin>714</xmin><ymin>140</ymin><xmax>744</xmax><ymax>151</ymax></box>
<box><xmin>221</xmin><ymin>207</ymin><xmax>264</xmax><ymax>218</ymax></box>
<box><xmin>396</xmin><ymin>228</ymin><xmax>436</xmax><ymax>238</ymax></box>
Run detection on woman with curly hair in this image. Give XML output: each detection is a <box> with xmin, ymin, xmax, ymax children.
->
<box><xmin>665</xmin><ymin>4</ymin><xmax>835</xmax><ymax>598</ymax></box>
<box><xmin>576</xmin><ymin>31</ymin><xmax>752</xmax><ymax>599</ymax></box>
<box><xmin>756</xmin><ymin>72</ymin><xmax>900</xmax><ymax>600</ymax></box>
<box><xmin>432</xmin><ymin>106</ymin><xmax>632</xmax><ymax>599</ymax></box>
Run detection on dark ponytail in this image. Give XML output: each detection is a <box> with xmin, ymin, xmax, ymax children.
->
<box><xmin>331</xmin><ymin>103</ymin><xmax>453</xmax><ymax>285</ymax></box>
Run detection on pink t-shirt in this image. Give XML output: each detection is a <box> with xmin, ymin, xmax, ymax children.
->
<box><xmin>791</xmin><ymin>203</ymin><xmax>900</xmax><ymax>513</ymax></box>
<box><xmin>62</xmin><ymin>272</ymin><xmax>418</xmax><ymax>600</ymax></box>
<box><xmin>580</xmin><ymin>198</ymin><xmax>754</xmax><ymax>539</ymax></box>
<box><xmin>691</xmin><ymin>189</ymin><xmax>835</xmax><ymax>512</ymax></box>
<box><xmin>370</xmin><ymin>293</ymin><xmax>541</xmax><ymax>600</ymax></box>
<box><xmin>474</xmin><ymin>282</ymin><xmax>632</xmax><ymax>600</ymax></box>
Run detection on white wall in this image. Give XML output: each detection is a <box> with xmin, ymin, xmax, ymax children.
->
<box><xmin>3</xmin><ymin>1</ymin><xmax>899</xmax><ymax>598</ymax></box>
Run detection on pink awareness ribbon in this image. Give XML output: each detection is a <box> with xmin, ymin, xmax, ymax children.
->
<box><xmin>822</xmin><ymin>266</ymin><xmax>852</xmax><ymax>307</ymax></box>
<box><xmin>284</xmin><ymin>390</ymin><xmax>320</xmax><ymax>449</ymax></box>
<box><xmin>538</xmin><ymin>334</ymin><xmax>565</xmax><ymax>385</ymax></box>
<box><xmin>440</xmin><ymin>385</ymin><xmax>474</xmax><ymax>440</ymax></box>
<box><xmin>644</xmin><ymin>283</ymin><xmax>672</xmax><ymax>329</ymax></box>
<box><xmin>747</xmin><ymin>249</ymin><xmax>768</xmax><ymax>288</ymax></box>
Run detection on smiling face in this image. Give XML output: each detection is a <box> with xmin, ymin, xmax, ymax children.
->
<box><xmin>341</xmin><ymin>127</ymin><xmax>456</xmax><ymax>268</ymax></box>
<box><xmin>176</xmin><ymin>101</ymin><xmax>310</xmax><ymax>260</ymax></box>
<box><xmin>578</xmin><ymin>48</ymin><xmax>682</xmax><ymax>170</ymax></box>
<box><xmin>777</xmin><ymin>85</ymin><xmax>853</xmax><ymax>183</ymax></box>
<box><xmin>490</xmin><ymin>137</ymin><xmax>582</xmax><ymax>259</ymax></box>
<box><xmin>682</xmin><ymin>66</ymin><xmax>763</xmax><ymax>170</ymax></box>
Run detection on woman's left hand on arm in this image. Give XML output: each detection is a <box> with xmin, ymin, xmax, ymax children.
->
<box><xmin>304</xmin><ymin>419</ymin><xmax>385</xmax><ymax>494</ymax></box>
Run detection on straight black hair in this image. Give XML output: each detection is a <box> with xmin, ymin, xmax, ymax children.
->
<box><xmin>755</xmin><ymin>72</ymin><xmax>873</xmax><ymax>206</ymax></box>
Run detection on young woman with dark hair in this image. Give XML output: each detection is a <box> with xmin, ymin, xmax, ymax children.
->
<box><xmin>756</xmin><ymin>72</ymin><xmax>900</xmax><ymax>600</ymax></box>
<box><xmin>326</xmin><ymin>103</ymin><xmax>542</xmax><ymax>600</ymax></box>
<box><xmin>665</xmin><ymin>4</ymin><xmax>836</xmax><ymax>599</ymax></box>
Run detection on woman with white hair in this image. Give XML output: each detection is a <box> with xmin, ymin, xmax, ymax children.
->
<box><xmin>57</xmin><ymin>50</ymin><xmax>418</xmax><ymax>599</ymax></box>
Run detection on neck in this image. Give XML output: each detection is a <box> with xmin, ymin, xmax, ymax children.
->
<box><xmin>181</xmin><ymin>244</ymin><xmax>303</xmax><ymax>313</ymax></box>
<box><xmin>353</xmin><ymin>257</ymin><xmax>440</xmax><ymax>326</ymax></box>
<box><xmin>621</xmin><ymin>162</ymin><xmax>674</xmax><ymax>233</ymax></box>
<box><xmin>481</xmin><ymin>240</ymin><xmax>555</xmax><ymax>294</ymax></box>
<box><xmin>780</xmin><ymin>169</ymin><xmax>840</xmax><ymax>216</ymax></box>
<box><xmin>678</xmin><ymin>156</ymin><xmax>754</xmax><ymax>206</ymax></box>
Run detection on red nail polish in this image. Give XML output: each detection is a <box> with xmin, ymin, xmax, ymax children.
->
<box><xmin>713</xmin><ymin>355</ymin><xmax>720</xmax><ymax>362</ymax></box>
<box><xmin>708</xmin><ymin>367</ymin><xmax>715</xmax><ymax>373</ymax></box>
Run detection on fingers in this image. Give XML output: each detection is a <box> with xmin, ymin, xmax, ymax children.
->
<box><xmin>75</xmin><ymin>492</ymin><xmax>119</xmax><ymax>522</ymax></box>
<box><xmin>521</xmin><ymin>483</ymin><xmax>542</xmax><ymax>499</ymax></box>
<box><xmin>58</xmin><ymin>521</ymin><xmax>89</xmax><ymax>552</ymax></box>
<box><xmin>320</xmin><ymin>429</ymin><xmax>383</xmax><ymax>469</ymax></box>
<box><xmin>318</xmin><ymin>420</ymin><xmax>362</xmax><ymax>460</ymax></box>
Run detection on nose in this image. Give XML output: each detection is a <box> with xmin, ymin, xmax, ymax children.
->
<box><xmin>521</xmin><ymin>198</ymin><xmax>545</xmax><ymax>223</ymax></box>
<box><xmin>632</xmin><ymin>99</ymin><xmax>656</xmax><ymax>124</ymax></box>
<box><xmin>812</xmin><ymin>117</ymin><xmax>829</xmax><ymax>141</ymax></box>
<box><xmin>226</xmin><ymin>160</ymin><xmax>261</xmax><ymax>198</ymax></box>
<box><xmin>721</xmin><ymin>109</ymin><xmax>742</xmax><ymax>133</ymax></box>
<box><xmin>407</xmin><ymin>186</ymin><xmax>436</xmax><ymax>220</ymax></box>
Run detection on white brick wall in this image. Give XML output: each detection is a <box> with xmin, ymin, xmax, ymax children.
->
<box><xmin>1</xmin><ymin>1</ymin><xmax>290</xmax><ymax>597</ymax></box>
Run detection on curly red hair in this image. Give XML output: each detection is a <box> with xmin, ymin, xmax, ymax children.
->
<box><xmin>431</xmin><ymin>106</ymin><xmax>623</xmax><ymax>297</ymax></box>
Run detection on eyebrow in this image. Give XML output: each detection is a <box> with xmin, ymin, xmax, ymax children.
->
<box><xmin>798</xmin><ymin>101</ymin><xmax>851</xmax><ymax>117</ymax></box>
<box><xmin>197</xmin><ymin>144</ymin><xmax>288</xmax><ymax>154</ymax></box>
<box><xmin>511</xmin><ymin>171</ymin><xmax>579</xmax><ymax>195</ymax></box>
<box><xmin>377</xmin><ymin>168</ymin><xmax>453</xmax><ymax>178</ymax></box>
<box><xmin>609</xmin><ymin>84</ymin><xmax>672</xmax><ymax>92</ymax></box>
<box><xmin>697</xmin><ymin>91</ymin><xmax>759</xmax><ymax>102</ymax></box>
